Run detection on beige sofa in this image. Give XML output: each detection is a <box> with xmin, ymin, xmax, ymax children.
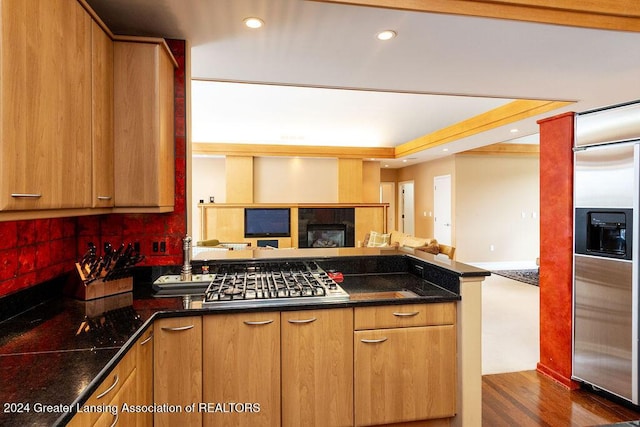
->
<box><xmin>363</xmin><ymin>231</ymin><xmax>456</xmax><ymax>260</ymax></box>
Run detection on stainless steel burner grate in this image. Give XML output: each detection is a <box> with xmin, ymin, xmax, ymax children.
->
<box><xmin>202</xmin><ymin>261</ymin><xmax>349</xmax><ymax>308</ymax></box>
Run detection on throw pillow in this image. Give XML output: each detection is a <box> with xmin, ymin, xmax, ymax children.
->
<box><xmin>367</xmin><ymin>231</ymin><xmax>390</xmax><ymax>247</ymax></box>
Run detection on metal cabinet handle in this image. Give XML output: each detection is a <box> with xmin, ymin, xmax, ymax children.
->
<box><xmin>392</xmin><ymin>311</ymin><xmax>420</xmax><ymax>317</ymax></box>
<box><xmin>11</xmin><ymin>193</ymin><xmax>42</xmax><ymax>198</ymax></box>
<box><xmin>161</xmin><ymin>325</ymin><xmax>194</xmax><ymax>332</ymax></box>
<box><xmin>96</xmin><ymin>374</ymin><xmax>119</xmax><ymax>399</ymax></box>
<box><xmin>287</xmin><ymin>317</ymin><xmax>317</xmax><ymax>324</ymax></box>
<box><xmin>97</xmin><ymin>196</ymin><xmax>112</xmax><ymax>200</ymax></box>
<box><xmin>244</xmin><ymin>320</ymin><xmax>274</xmax><ymax>325</ymax></box>
<box><xmin>140</xmin><ymin>332</ymin><xmax>153</xmax><ymax>345</ymax></box>
<box><xmin>109</xmin><ymin>410</ymin><xmax>119</xmax><ymax>427</ymax></box>
<box><xmin>361</xmin><ymin>337</ymin><xmax>388</xmax><ymax>344</ymax></box>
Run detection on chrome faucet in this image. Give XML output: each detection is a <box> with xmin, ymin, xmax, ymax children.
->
<box><xmin>180</xmin><ymin>236</ymin><xmax>192</xmax><ymax>281</ymax></box>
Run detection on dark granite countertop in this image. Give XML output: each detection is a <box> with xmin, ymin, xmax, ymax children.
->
<box><xmin>0</xmin><ymin>252</ymin><xmax>484</xmax><ymax>426</ymax></box>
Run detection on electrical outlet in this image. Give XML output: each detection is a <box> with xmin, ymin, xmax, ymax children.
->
<box><xmin>152</xmin><ymin>242</ymin><xmax>159</xmax><ymax>252</ymax></box>
<box><xmin>490</xmin><ymin>244</ymin><xmax>495</xmax><ymax>251</ymax></box>
<box><xmin>160</xmin><ymin>241</ymin><xmax>166</xmax><ymax>253</ymax></box>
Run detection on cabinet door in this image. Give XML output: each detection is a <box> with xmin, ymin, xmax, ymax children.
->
<box><xmin>154</xmin><ymin>317</ymin><xmax>202</xmax><ymax>427</ymax></box>
<box><xmin>281</xmin><ymin>308</ymin><xmax>353</xmax><ymax>427</ymax></box>
<box><xmin>94</xmin><ymin>368</ymin><xmax>137</xmax><ymax>427</ymax></box>
<box><xmin>91</xmin><ymin>20</ymin><xmax>114</xmax><ymax>208</ymax></box>
<box><xmin>354</xmin><ymin>325</ymin><xmax>456</xmax><ymax>426</ymax></box>
<box><xmin>0</xmin><ymin>0</ymin><xmax>91</xmax><ymax>210</ymax></box>
<box><xmin>135</xmin><ymin>327</ymin><xmax>154</xmax><ymax>427</ymax></box>
<box><xmin>67</xmin><ymin>344</ymin><xmax>136</xmax><ymax>427</ymax></box>
<box><xmin>114</xmin><ymin>41</ymin><xmax>175</xmax><ymax>209</ymax></box>
<box><xmin>203</xmin><ymin>312</ymin><xmax>280</xmax><ymax>427</ymax></box>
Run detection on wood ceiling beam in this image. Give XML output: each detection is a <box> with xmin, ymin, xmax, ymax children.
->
<box><xmin>458</xmin><ymin>142</ymin><xmax>540</xmax><ymax>156</ymax></box>
<box><xmin>394</xmin><ymin>99</ymin><xmax>572</xmax><ymax>158</ymax></box>
<box><xmin>312</xmin><ymin>0</ymin><xmax>640</xmax><ymax>32</ymax></box>
<box><xmin>192</xmin><ymin>142</ymin><xmax>396</xmax><ymax>159</ymax></box>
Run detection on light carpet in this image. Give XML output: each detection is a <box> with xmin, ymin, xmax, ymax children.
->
<box><xmin>482</xmin><ymin>273</ymin><xmax>540</xmax><ymax>375</ymax></box>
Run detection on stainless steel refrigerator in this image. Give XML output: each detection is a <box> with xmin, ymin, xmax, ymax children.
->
<box><xmin>573</xmin><ymin>101</ymin><xmax>640</xmax><ymax>404</ymax></box>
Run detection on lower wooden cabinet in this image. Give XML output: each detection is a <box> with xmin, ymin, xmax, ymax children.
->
<box><xmin>281</xmin><ymin>308</ymin><xmax>354</xmax><ymax>427</ymax></box>
<box><xmin>68</xmin><ymin>303</ymin><xmax>458</xmax><ymax>427</ymax></box>
<box><xmin>135</xmin><ymin>327</ymin><xmax>154</xmax><ymax>427</ymax></box>
<box><xmin>93</xmin><ymin>368</ymin><xmax>137</xmax><ymax>427</ymax></box>
<box><xmin>203</xmin><ymin>312</ymin><xmax>281</xmax><ymax>427</ymax></box>
<box><xmin>154</xmin><ymin>316</ymin><xmax>202</xmax><ymax>427</ymax></box>
<box><xmin>67</xmin><ymin>342</ymin><xmax>136</xmax><ymax>427</ymax></box>
<box><xmin>354</xmin><ymin>303</ymin><xmax>457</xmax><ymax>426</ymax></box>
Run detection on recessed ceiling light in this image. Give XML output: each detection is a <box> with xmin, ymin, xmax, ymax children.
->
<box><xmin>376</xmin><ymin>30</ymin><xmax>397</xmax><ymax>41</ymax></box>
<box><xmin>384</xmin><ymin>164</ymin><xmax>389</xmax><ymax>168</ymax></box>
<box><xmin>443</xmin><ymin>148</ymin><xmax>449</xmax><ymax>152</ymax></box>
<box><xmin>402</xmin><ymin>159</ymin><xmax>408</xmax><ymax>163</ymax></box>
<box><xmin>243</xmin><ymin>17</ymin><xmax>264</xmax><ymax>29</ymax></box>
<box><xmin>510</xmin><ymin>128</ymin><xmax>519</xmax><ymax>133</ymax></box>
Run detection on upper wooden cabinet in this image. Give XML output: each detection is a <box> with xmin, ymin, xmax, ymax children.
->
<box><xmin>91</xmin><ymin>20</ymin><xmax>115</xmax><ymax>208</ymax></box>
<box><xmin>0</xmin><ymin>0</ymin><xmax>92</xmax><ymax>211</ymax></box>
<box><xmin>113</xmin><ymin>41</ymin><xmax>176</xmax><ymax>211</ymax></box>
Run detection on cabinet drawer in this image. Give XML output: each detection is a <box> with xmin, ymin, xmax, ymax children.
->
<box><xmin>354</xmin><ymin>302</ymin><xmax>455</xmax><ymax>330</ymax></box>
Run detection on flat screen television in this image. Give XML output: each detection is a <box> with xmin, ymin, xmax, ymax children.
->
<box><xmin>244</xmin><ymin>208</ymin><xmax>291</xmax><ymax>238</ymax></box>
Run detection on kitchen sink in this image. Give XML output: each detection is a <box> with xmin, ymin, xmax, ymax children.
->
<box><xmin>349</xmin><ymin>290</ymin><xmax>420</xmax><ymax>301</ymax></box>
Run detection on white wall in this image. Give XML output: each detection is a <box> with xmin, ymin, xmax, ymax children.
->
<box><xmin>455</xmin><ymin>155</ymin><xmax>539</xmax><ymax>265</ymax></box>
<box><xmin>253</xmin><ymin>157</ymin><xmax>338</xmax><ymax>203</ymax></box>
<box><xmin>192</xmin><ymin>156</ymin><xmax>226</xmax><ymax>241</ymax></box>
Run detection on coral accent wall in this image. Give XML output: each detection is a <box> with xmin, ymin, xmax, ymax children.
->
<box><xmin>0</xmin><ymin>39</ymin><xmax>186</xmax><ymax>299</ymax></box>
<box><xmin>536</xmin><ymin>112</ymin><xmax>579</xmax><ymax>388</ymax></box>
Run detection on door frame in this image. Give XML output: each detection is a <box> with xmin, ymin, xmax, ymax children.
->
<box><xmin>398</xmin><ymin>180</ymin><xmax>415</xmax><ymax>235</ymax></box>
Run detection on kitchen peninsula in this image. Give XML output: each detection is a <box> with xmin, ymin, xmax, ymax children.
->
<box><xmin>0</xmin><ymin>248</ymin><xmax>486</xmax><ymax>427</ymax></box>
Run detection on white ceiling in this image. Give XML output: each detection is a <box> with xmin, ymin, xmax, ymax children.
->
<box><xmin>87</xmin><ymin>0</ymin><xmax>640</xmax><ymax>167</ymax></box>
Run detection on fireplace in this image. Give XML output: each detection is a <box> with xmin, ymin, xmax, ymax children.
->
<box><xmin>307</xmin><ymin>224</ymin><xmax>347</xmax><ymax>248</ymax></box>
<box><xmin>298</xmin><ymin>208</ymin><xmax>355</xmax><ymax>248</ymax></box>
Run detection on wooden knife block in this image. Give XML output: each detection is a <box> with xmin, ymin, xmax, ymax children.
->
<box><xmin>68</xmin><ymin>263</ymin><xmax>133</xmax><ymax>301</ymax></box>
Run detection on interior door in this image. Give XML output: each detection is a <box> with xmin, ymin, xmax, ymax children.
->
<box><xmin>434</xmin><ymin>175</ymin><xmax>452</xmax><ymax>246</ymax></box>
<box><xmin>399</xmin><ymin>181</ymin><xmax>414</xmax><ymax>235</ymax></box>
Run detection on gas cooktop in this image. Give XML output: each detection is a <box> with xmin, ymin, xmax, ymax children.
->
<box><xmin>153</xmin><ymin>261</ymin><xmax>350</xmax><ymax>308</ymax></box>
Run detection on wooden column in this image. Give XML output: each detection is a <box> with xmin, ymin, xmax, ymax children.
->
<box><xmin>536</xmin><ymin>112</ymin><xmax>579</xmax><ymax>388</ymax></box>
<box><xmin>338</xmin><ymin>158</ymin><xmax>363</xmax><ymax>203</ymax></box>
<box><xmin>225</xmin><ymin>156</ymin><xmax>254</xmax><ymax>203</ymax></box>
<box><xmin>362</xmin><ymin>161</ymin><xmax>381</xmax><ymax>203</ymax></box>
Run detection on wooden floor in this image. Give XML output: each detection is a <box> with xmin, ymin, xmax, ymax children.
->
<box><xmin>483</xmin><ymin>371</ymin><xmax>640</xmax><ymax>426</ymax></box>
